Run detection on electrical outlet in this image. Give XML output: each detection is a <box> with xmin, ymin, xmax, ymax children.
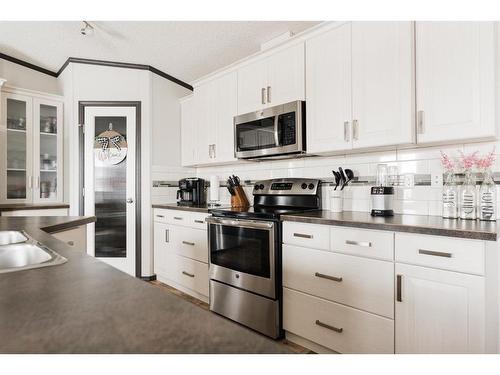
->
<box><xmin>431</xmin><ymin>173</ymin><xmax>443</xmax><ymax>187</ymax></box>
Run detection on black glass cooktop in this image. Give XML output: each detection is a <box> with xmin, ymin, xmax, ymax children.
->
<box><xmin>209</xmin><ymin>206</ymin><xmax>319</xmax><ymax>220</ymax></box>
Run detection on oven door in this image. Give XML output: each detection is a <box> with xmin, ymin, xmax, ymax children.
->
<box><xmin>234</xmin><ymin>101</ymin><xmax>304</xmax><ymax>159</ymax></box>
<box><xmin>206</xmin><ymin>216</ymin><xmax>276</xmax><ymax>299</ymax></box>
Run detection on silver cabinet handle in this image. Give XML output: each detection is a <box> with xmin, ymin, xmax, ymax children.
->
<box><xmin>417</xmin><ymin>110</ymin><xmax>425</xmax><ymax>134</ymax></box>
<box><xmin>156</xmin><ymin>215</ymin><xmax>165</xmax><ymax>218</ymax></box>
<box><xmin>315</xmin><ymin>272</ymin><xmax>342</xmax><ymax>282</ymax></box>
<box><xmin>126</xmin><ymin>198</ymin><xmax>134</xmax><ymax>204</ymax></box>
<box><xmin>343</xmin><ymin>121</ymin><xmax>350</xmax><ymax>142</ymax></box>
<box><xmin>36</xmin><ymin>176</ymin><xmax>40</xmax><ymax>189</ymax></box>
<box><xmin>213</xmin><ymin>144</ymin><xmax>216</xmax><ymax>159</ymax></box>
<box><xmin>182</xmin><ymin>271</ymin><xmax>195</xmax><ymax>278</ymax></box>
<box><xmin>165</xmin><ymin>229</ymin><xmax>169</xmax><ymax>243</ymax></box>
<box><xmin>352</xmin><ymin>119</ymin><xmax>359</xmax><ymax>141</ymax></box>
<box><xmin>261</xmin><ymin>88</ymin><xmax>266</xmax><ymax>105</ymax></box>
<box><xmin>67</xmin><ymin>241</ymin><xmax>74</xmax><ymax>246</ymax></box>
<box><xmin>267</xmin><ymin>86</ymin><xmax>271</xmax><ymax>103</ymax></box>
<box><xmin>396</xmin><ymin>274</ymin><xmax>402</xmax><ymax>302</ymax></box>
<box><xmin>173</xmin><ymin>217</ymin><xmax>183</xmax><ymax>221</ymax></box>
<box><xmin>293</xmin><ymin>233</ymin><xmax>313</xmax><ymax>239</ymax></box>
<box><xmin>194</xmin><ymin>220</ymin><xmax>204</xmax><ymax>224</ymax></box>
<box><xmin>28</xmin><ymin>175</ymin><xmax>33</xmax><ymax>189</ymax></box>
<box><xmin>315</xmin><ymin>320</ymin><xmax>343</xmax><ymax>333</ymax></box>
<box><xmin>345</xmin><ymin>240</ymin><xmax>372</xmax><ymax>247</ymax></box>
<box><xmin>418</xmin><ymin>249</ymin><xmax>452</xmax><ymax>258</ymax></box>
<box><xmin>182</xmin><ymin>241</ymin><xmax>195</xmax><ymax>246</ymax></box>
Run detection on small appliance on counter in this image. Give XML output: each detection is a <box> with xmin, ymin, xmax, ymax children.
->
<box><xmin>371</xmin><ymin>164</ymin><xmax>394</xmax><ymax>217</ymax></box>
<box><xmin>176</xmin><ymin>178</ymin><xmax>206</xmax><ymax>206</ymax></box>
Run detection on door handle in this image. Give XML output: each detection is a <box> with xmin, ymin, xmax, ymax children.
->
<box><xmin>126</xmin><ymin>198</ymin><xmax>134</xmax><ymax>204</ymax></box>
<box><xmin>345</xmin><ymin>240</ymin><xmax>372</xmax><ymax>248</ymax></box>
<box><xmin>344</xmin><ymin>121</ymin><xmax>350</xmax><ymax>142</ymax></box>
<box><xmin>267</xmin><ymin>86</ymin><xmax>271</xmax><ymax>103</ymax></box>
<box><xmin>182</xmin><ymin>241</ymin><xmax>195</xmax><ymax>246</ymax></box>
<box><xmin>352</xmin><ymin>119</ymin><xmax>359</xmax><ymax>141</ymax></box>
<box><xmin>165</xmin><ymin>229</ymin><xmax>169</xmax><ymax>243</ymax></box>
<box><xmin>315</xmin><ymin>320</ymin><xmax>343</xmax><ymax>333</ymax></box>
<box><xmin>396</xmin><ymin>274</ymin><xmax>402</xmax><ymax>302</ymax></box>
<box><xmin>315</xmin><ymin>272</ymin><xmax>342</xmax><ymax>282</ymax></box>
<box><xmin>418</xmin><ymin>249</ymin><xmax>452</xmax><ymax>258</ymax></box>
<box><xmin>261</xmin><ymin>88</ymin><xmax>266</xmax><ymax>105</ymax></box>
<box><xmin>182</xmin><ymin>271</ymin><xmax>195</xmax><ymax>278</ymax></box>
<box><xmin>194</xmin><ymin>220</ymin><xmax>205</xmax><ymax>224</ymax></box>
<box><xmin>293</xmin><ymin>233</ymin><xmax>313</xmax><ymax>239</ymax></box>
<box><xmin>417</xmin><ymin>110</ymin><xmax>425</xmax><ymax>134</ymax></box>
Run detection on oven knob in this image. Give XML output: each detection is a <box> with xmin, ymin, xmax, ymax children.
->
<box><xmin>301</xmin><ymin>183</ymin><xmax>307</xmax><ymax>189</ymax></box>
<box><xmin>308</xmin><ymin>183</ymin><xmax>315</xmax><ymax>190</ymax></box>
<box><xmin>259</xmin><ymin>184</ymin><xmax>265</xmax><ymax>190</ymax></box>
<box><xmin>254</xmin><ymin>184</ymin><xmax>259</xmax><ymax>190</ymax></box>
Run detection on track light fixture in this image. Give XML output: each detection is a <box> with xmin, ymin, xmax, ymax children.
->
<box><xmin>81</xmin><ymin>21</ymin><xmax>94</xmax><ymax>36</ymax></box>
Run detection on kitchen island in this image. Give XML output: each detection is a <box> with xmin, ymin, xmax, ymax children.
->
<box><xmin>0</xmin><ymin>216</ymin><xmax>291</xmax><ymax>354</ymax></box>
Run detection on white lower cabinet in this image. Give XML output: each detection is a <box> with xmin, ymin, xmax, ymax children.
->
<box><xmin>153</xmin><ymin>208</ymin><xmax>209</xmax><ymax>302</ymax></box>
<box><xmin>283</xmin><ymin>288</ymin><xmax>394</xmax><ymax>354</ymax></box>
<box><xmin>395</xmin><ymin>263</ymin><xmax>485</xmax><ymax>354</ymax></box>
<box><xmin>282</xmin><ymin>221</ymin><xmax>491</xmax><ymax>354</ymax></box>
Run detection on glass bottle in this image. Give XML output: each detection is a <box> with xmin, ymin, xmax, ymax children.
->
<box><xmin>479</xmin><ymin>169</ymin><xmax>496</xmax><ymax>221</ymax></box>
<box><xmin>442</xmin><ymin>171</ymin><xmax>458</xmax><ymax>219</ymax></box>
<box><xmin>460</xmin><ymin>170</ymin><xmax>477</xmax><ymax>220</ymax></box>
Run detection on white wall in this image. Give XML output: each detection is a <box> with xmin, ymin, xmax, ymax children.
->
<box><xmin>0</xmin><ymin>59</ymin><xmax>60</xmax><ymax>94</ymax></box>
<box><xmin>60</xmin><ymin>63</ymin><xmax>191</xmax><ymax>277</ymax></box>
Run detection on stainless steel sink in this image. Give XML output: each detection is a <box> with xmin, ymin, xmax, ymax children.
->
<box><xmin>0</xmin><ymin>231</ymin><xmax>28</xmax><ymax>245</ymax></box>
<box><xmin>0</xmin><ymin>231</ymin><xmax>67</xmax><ymax>274</ymax></box>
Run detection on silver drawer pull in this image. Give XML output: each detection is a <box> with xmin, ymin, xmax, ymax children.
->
<box><xmin>345</xmin><ymin>240</ymin><xmax>372</xmax><ymax>247</ymax></box>
<box><xmin>156</xmin><ymin>215</ymin><xmax>165</xmax><ymax>218</ymax></box>
<box><xmin>315</xmin><ymin>272</ymin><xmax>342</xmax><ymax>282</ymax></box>
<box><xmin>174</xmin><ymin>217</ymin><xmax>183</xmax><ymax>220</ymax></box>
<box><xmin>294</xmin><ymin>233</ymin><xmax>313</xmax><ymax>239</ymax></box>
<box><xmin>194</xmin><ymin>220</ymin><xmax>205</xmax><ymax>224</ymax></box>
<box><xmin>182</xmin><ymin>241</ymin><xmax>195</xmax><ymax>246</ymax></box>
<box><xmin>315</xmin><ymin>320</ymin><xmax>343</xmax><ymax>333</ymax></box>
<box><xmin>67</xmin><ymin>241</ymin><xmax>74</xmax><ymax>246</ymax></box>
<box><xmin>182</xmin><ymin>271</ymin><xmax>195</xmax><ymax>278</ymax></box>
<box><xmin>165</xmin><ymin>229</ymin><xmax>169</xmax><ymax>243</ymax></box>
<box><xmin>418</xmin><ymin>249</ymin><xmax>452</xmax><ymax>258</ymax></box>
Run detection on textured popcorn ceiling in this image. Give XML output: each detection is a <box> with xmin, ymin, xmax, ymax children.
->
<box><xmin>0</xmin><ymin>21</ymin><xmax>320</xmax><ymax>82</ymax></box>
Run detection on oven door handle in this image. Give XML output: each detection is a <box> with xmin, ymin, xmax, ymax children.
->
<box><xmin>274</xmin><ymin>115</ymin><xmax>280</xmax><ymax>147</ymax></box>
<box><xmin>206</xmin><ymin>216</ymin><xmax>275</xmax><ymax>230</ymax></box>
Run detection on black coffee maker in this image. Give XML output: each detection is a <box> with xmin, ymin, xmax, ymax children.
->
<box><xmin>177</xmin><ymin>178</ymin><xmax>206</xmax><ymax>206</ymax></box>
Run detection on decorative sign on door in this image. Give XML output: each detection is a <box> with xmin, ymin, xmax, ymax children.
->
<box><xmin>94</xmin><ymin>123</ymin><xmax>127</xmax><ymax>165</ymax></box>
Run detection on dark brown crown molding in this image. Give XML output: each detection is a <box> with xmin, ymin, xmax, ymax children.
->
<box><xmin>0</xmin><ymin>52</ymin><xmax>193</xmax><ymax>91</ymax></box>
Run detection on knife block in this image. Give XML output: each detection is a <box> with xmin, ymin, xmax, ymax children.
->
<box><xmin>231</xmin><ymin>186</ymin><xmax>250</xmax><ymax>208</ymax></box>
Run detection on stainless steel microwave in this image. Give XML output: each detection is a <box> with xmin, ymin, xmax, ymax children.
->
<box><xmin>234</xmin><ymin>101</ymin><xmax>306</xmax><ymax>160</ymax></box>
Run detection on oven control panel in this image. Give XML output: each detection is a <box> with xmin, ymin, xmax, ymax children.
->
<box><xmin>253</xmin><ymin>178</ymin><xmax>320</xmax><ymax>195</ymax></box>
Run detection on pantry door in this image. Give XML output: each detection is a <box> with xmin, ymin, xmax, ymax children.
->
<box><xmin>84</xmin><ymin>106</ymin><xmax>137</xmax><ymax>276</ymax></box>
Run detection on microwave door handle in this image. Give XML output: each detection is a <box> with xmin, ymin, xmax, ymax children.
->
<box><xmin>274</xmin><ymin>115</ymin><xmax>280</xmax><ymax>147</ymax></box>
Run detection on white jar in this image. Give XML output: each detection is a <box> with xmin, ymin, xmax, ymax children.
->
<box><xmin>330</xmin><ymin>190</ymin><xmax>343</xmax><ymax>213</ymax></box>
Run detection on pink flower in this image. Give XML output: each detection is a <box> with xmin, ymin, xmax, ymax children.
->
<box><xmin>458</xmin><ymin>151</ymin><xmax>479</xmax><ymax>171</ymax></box>
<box><xmin>475</xmin><ymin>147</ymin><xmax>496</xmax><ymax>170</ymax></box>
<box><xmin>440</xmin><ymin>151</ymin><xmax>455</xmax><ymax>172</ymax></box>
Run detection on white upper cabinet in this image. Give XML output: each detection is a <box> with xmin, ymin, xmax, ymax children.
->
<box><xmin>267</xmin><ymin>43</ymin><xmax>305</xmax><ymax>107</ymax></box>
<box><xmin>237</xmin><ymin>43</ymin><xmax>305</xmax><ymax>115</ymax></box>
<box><xmin>237</xmin><ymin>58</ymin><xmax>268</xmax><ymax>115</ymax></box>
<box><xmin>416</xmin><ymin>22</ymin><xmax>496</xmax><ymax>144</ymax></box>
<box><xmin>182</xmin><ymin>71</ymin><xmax>237</xmax><ymax>166</ymax></box>
<box><xmin>306</xmin><ymin>22</ymin><xmax>352</xmax><ymax>154</ymax></box>
<box><xmin>395</xmin><ymin>263</ymin><xmax>485</xmax><ymax>353</ymax></box>
<box><xmin>180</xmin><ymin>96</ymin><xmax>196</xmax><ymax>167</ymax></box>
<box><xmin>351</xmin><ymin>21</ymin><xmax>414</xmax><ymax>148</ymax></box>
<box><xmin>306</xmin><ymin>22</ymin><xmax>414</xmax><ymax>155</ymax></box>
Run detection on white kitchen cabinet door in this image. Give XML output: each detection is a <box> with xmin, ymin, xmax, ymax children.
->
<box><xmin>0</xmin><ymin>92</ymin><xmax>33</xmax><ymax>204</ymax></box>
<box><xmin>415</xmin><ymin>22</ymin><xmax>495</xmax><ymax>144</ymax></box>
<box><xmin>351</xmin><ymin>22</ymin><xmax>415</xmax><ymax>148</ymax></box>
<box><xmin>306</xmin><ymin>23</ymin><xmax>352</xmax><ymax>154</ymax></box>
<box><xmin>194</xmin><ymin>82</ymin><xmax>216</xmax><ymax>165</ymax></box>
<box><xmin>395</xmin><ymin>263</ymin><xmax>485</xmax><ymax>353</ymax></box>
<box><xmin>237</xmin><ymin>58</ymin><xmax>267</xmax><ymax>115</ymax></box>
<box><xmin>153</xmin><ymin>222</ymin><xmax>172</xmax><ymax>276</ymax></box>
<box><xmin>214</xmin><ymin>71</ymin><xmax>237</xmax><ymax>163</ymax></box>
<box><xmin>180</xmin><ymin>96</ymin><xmax>197</xmax><ymax>167</ymax></box>
<box><xmin>267</xmin><ymin>43</ymin><xmax>305</xmax><ymax>107</ymax></box>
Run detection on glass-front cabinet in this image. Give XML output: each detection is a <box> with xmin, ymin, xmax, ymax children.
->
<box><xmin>0</xmin><ymin>88</ymin><xmax>63</xmax><ymax>203</ymax></box>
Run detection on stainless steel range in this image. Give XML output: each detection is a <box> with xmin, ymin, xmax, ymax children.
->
<box><xmin>206</xmin><ymin>178</ymin><xmax>321</xmax><ymax>338</ymax></box>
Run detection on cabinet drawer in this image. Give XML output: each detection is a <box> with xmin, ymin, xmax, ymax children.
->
<box><xmin>283</xmin><ymin>222</ymin><xmax>330</xmax><ymax>250</ymax></box>
<box><xmin>190</xmin><ymin>212</ymin><xmax>209</xmax><ymax>230</ymax></box>
<box><xmin>331</xmin><ymin>226</ymin><xmax>394</xmax><ymax>261</ymax></box>
<box><xmin>283</xmin><ymin>288</ymin><xmax>394</xmax><ymax>354</ymax></box>
<box><xmin>167</xmin><ymin>254</ymin><xmax>209</xmax><ymax>297</ymax></box>
<box><xmin>283</xmin><ymin>244</ymin><xmax>394</xmax><ymax>318</ymax></box>
<box><xmin>173</xmin><ymin>226</ymin><xmax>208</xmax><ymax>263</ymax></box>
<box><xmin>153</xmin><ymin>208</ymin><xmax>169</xmax><ymax>223</ymax></box>
<box><xmin>395</xmin><ymin>233</ymin><xmax>485</xmax><ymax>275</ymax></box>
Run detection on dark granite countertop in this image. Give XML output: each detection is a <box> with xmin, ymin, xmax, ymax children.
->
<box><xmin>0</xmin><ymin>216</ymin><xmax>290</xmax><ymax>354</ymax></box>
<box><xmin>0</xmin><ymin>203</ymin><xmax>70</xmax><ymax>212</ymax></box>
<box><xmin>152</xmin><ymin>203</ymin><xmax>230</xmax><ymax>213</ymax></box>
<box><xmin>281</xmin><ymin>211</ymin><xmax>499</xmax><ymax>241</ymax></box>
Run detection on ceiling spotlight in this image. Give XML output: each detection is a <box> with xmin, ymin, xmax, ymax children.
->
<box><xmin>80</xmin><ymin>21</ymin><xmax>94</xmax><ymax>36</ymax></box>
